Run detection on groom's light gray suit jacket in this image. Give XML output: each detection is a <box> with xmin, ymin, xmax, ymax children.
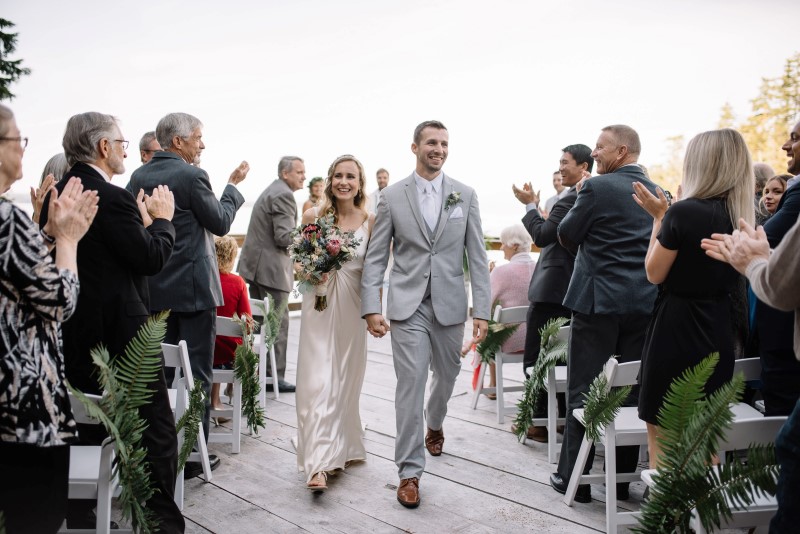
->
<box><xmin>361</xmin><ymin>173</ymin><xmax>491</xmax><ymax>324</ymax></box>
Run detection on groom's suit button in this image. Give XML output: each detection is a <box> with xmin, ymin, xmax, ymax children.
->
<box><xmin>423</xmin><ymin>273</ymin><xmax>429</xmax><ymax>278</ymax></box>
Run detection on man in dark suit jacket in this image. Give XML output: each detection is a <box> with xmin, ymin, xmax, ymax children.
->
<box><xmin>237</xmin><ymin>156</ymin><xmax>306</xmax><ymax>392</ymax></box>
<box><xmin>512</xmin><ymin>144</ymin><xmax>592</xmax><ymax>442</ymax></box>
<box><xmin>128</xmin><ymin>113</ymin><xmax>248</xmax><ymax>448</ymax></box>
<box><xmin>550</xmin><ymin>125</ymin><xmax>658</xmax><ymax>503</ymax></box>
<box><xmin>41</xmin><ymin>112</ymin><xmax>183</xmax><ymax>531</ymax></box>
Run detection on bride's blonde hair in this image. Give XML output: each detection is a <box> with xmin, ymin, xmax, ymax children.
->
<box><xmin>317</xmin><ymin>154</ymin><xmax>369</xmax><ymax>223</ymax></box>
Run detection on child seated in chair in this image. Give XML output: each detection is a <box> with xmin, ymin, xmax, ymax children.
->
<box><xmin>212</xmin><ymin>235</ymin><xmax>252</xmax><ymax>417</ymax></box>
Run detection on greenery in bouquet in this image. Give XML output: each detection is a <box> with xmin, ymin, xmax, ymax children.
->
<box><xmin>289</xmin><ymin>212</ymin><xmax>362</xmax><ymax>310</ymax></box>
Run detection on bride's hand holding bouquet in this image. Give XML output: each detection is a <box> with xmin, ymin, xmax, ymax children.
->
<box><xmin>289</xmin><ymin>213</ymin><xmax>362</xmax><ymax>311</ymax></box>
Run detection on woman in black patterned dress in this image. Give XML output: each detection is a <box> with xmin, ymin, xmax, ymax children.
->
<box><xmin>0</xmin><ymin>104</ymin><xmax>98</xmax><ymax>533</ymax></box>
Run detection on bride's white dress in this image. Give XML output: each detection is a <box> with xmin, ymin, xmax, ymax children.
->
<box><xmin>295</xmin><ymin>219</ymin><xmax>369</xmax><ymax>482</ymax></box>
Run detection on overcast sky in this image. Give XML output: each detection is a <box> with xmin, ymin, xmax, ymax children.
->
<box><xmin>5</xmin><ymin>0</ymin><xmax>799</xmax><ymax>235</ymax></box>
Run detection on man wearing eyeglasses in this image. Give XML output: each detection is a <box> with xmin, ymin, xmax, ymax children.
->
<box><xmin>39</xmin><ymin>111</ymin><xmax>183</xmax><ymax>532</ymax></box>
<box><xmin>139</xmin><ymin>130</ymin><xmax>161</xmax><ymax>164</ymax></box>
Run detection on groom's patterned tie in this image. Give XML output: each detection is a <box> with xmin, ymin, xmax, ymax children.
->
<box><xmin>421</xmin><ymin>183</ymin><xmax>437</xmax><ymax>232</ymax></box>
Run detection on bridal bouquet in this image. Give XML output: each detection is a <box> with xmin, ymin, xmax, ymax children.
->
<box><xmin>289</xmin><ymin>212</ymin><xmax>362</xmax><ymax>311</ymax></box>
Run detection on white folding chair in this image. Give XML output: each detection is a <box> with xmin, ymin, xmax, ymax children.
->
<box><xmin>250</xmin><ymin>298</ymin><xmax>279</xmax><ymax>403</ymax></box>
<box><xmin>564</xmin><ymin>358</ymin><xmax>646</xmax><ymax>533</ymax></box>
<box><xmin>640</xmin><ymin>416</ymin><xmax>786</xmax><ymax>533</ymax></box>
<box><xmin>162</xmin><ymin>340</ymin><xmax>212</xmax><ymax>510</ymax></box>
<box><xmin>531</xmin><ymin>325</ymin><xmax>569</xmax><ymax>463</ymax></box>
<box><xmin>210</xmin><ymin>316</ymin><xmax>244</xmax><ymax>452</ymax></box>
<box><xmin>470</xmin><ymin>305</ymin><xmax>529</xmax><ymax>423</ymax></box>
<box><xmin>62</xmin><ymin>392</ymin><xmax>129</xmax><ymax>534</ymax></box>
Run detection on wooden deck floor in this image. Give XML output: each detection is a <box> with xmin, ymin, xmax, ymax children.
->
<box><xmin>184</xmin><ymin>316</ymin><xmax>648</xmax><ymax>533</ymax></box>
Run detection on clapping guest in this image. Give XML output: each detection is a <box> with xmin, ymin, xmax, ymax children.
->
<box><xmin>302</xmin><ymin>176</ymin><xmax>324</xmax><ymax>213</ymax></box>
<box><xmin>41</xmin><ymin>112</ymin><xmax>184</xmax><ymax>531</ymax></box>
<box><xmin>478</xmin><ymin>225</ymin><xmax>536</xmax><ymax>399</ymax></box>
<box><xmin>0</xmin><ymin>104</ymin><xmax>99</xmax><ymax>534</ymax></box>
<box><xmin>632</xmin><ymin>128</ymin><xmax>753</xmax><ymax>468</ymax></box>
<box><xmin>211</xmin><ymin>235</ymin><xmax>252</xmax><ymax>416</ymax></box>
<box><xmin>41</xmin><ymin>152</ymin><xmax>69</xmax><ymax>183</ymax></box>
<box><xmin>30</xmin><ymin>153</ymin><xmax>69</xmax><ymax>223</ymax></box>
<box><xmin>701</xmin><ymin>217</ymin><xmax>800</xmax><ymax>533</ymax></box>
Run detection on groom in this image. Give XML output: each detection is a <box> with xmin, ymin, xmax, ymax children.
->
<box><xmin>362</xmin><ymin>120</ymin><xmax>491</xmax><ymax>508</ymax></box>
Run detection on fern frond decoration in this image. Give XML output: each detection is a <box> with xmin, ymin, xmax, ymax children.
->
<box><xmin>232</xmin><ymin>313</ymin><xmax>266</xmax><ymax>434</ymax></box>
<box><xmin>68</xmin><ymin>311</ymin><xmax>169</xmax><ymax>534</ymax></box>
<box><xmin>581</xmin><ymin>365</ymin><xmax>632</xmax><ymax>442</ymax></box>
<box><xmin>512</xmin><ymin>316</ymin><xmax>569</xmax><ymax>441</ymax></box>
<box><xmin>633</xmin><ymin>353</ymin><xmax>779</xmax><ymax>534</ymax></box>
<box><xmin>253</xmin><ymin>293</ymin><xmax>287</xmax><ymax>352</ymax></box>
<box><xmin>476</xmin><ymin>320</ymin><xmax>520</xmax><ymax>364</ymax></box>
<box><xmin>176</xmin><ymin>378</ymin><xmax>207</xmax><ymax>470</ymax></box>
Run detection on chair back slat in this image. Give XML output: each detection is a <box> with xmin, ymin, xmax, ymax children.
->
<box><xmin>733</xmin><ymin>357</ymin><xmax>761</xmax><ymax>382</ymax></box>
<box><xmin>216</xmin><ymin>315</ymin><xmax>244</xmax><ymax>337</ymax></box>
<box><xmin>68</xmin><ymin>392</ymin><xmax>102</xmax><ymax>425</ymax></box>
<box><xmin>721</xmin><ymin>416</ymin><xmax>786</xmax><ymax>451</ymax></box>
<box><xmin>555</xmin><ymin>325</ymin><xmax>570</xmax><ymax>344</ymax></box>
<box><xmin>161</xmin><ymin>340</ymin><xmax>194</xmax><ymax>384</ymax></box>
<box><xmin>493</xmin><ymin>305</ymin><xmax>528</xmax><ymax>325</ymax></box>
<box><xmin>611</xmin><ymin>360</ymin><xmax>640</xmax><ymax>388</ymax></box>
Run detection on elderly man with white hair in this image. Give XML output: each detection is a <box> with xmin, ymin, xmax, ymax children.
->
<box><xmin>128</xmin><ymin>112</ymin><xmax>250</xmax><ymax>478</ymax></box>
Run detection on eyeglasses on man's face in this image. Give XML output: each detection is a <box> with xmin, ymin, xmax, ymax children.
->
<box><xmin>112</xmin><ymin>139</ymin><xmax>130</xmax><ymax>150</ymax></box>
<box><xmin>0</xmin><ymin>136</ymin><xmax>28</xmax><ymax>149</ymax></box>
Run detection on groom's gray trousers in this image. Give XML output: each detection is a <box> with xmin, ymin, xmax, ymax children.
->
<box><xmin>390</xmin><ymin>296</ymin><xmax>464</xmax><ymax>480</ymax></box>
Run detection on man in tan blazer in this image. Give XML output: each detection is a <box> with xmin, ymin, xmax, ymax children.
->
<box><xmin>238</xmin><ymin>156</ymin><xmax>306</xmax><ymax>392</ymax></box>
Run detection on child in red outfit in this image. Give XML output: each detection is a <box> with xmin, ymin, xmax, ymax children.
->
<box><xmin>212</xmin><ymin>235</ymin><xmax>252</xmax><ymax>412</ymax></box>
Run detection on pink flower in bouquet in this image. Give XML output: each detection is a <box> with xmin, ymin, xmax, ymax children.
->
<box><xmin>301</xmin><ymin>223</ymin><xmax>321</xmax><ymax>239</ymax></box>
<box><xmin>326</xmin><ymin>239</ymin><xmax>341</xmax><ymax>256</ymax></box>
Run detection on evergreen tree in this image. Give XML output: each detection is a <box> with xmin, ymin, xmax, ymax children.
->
<box><xmin>0</xmin><ymin>19</ymin><xmax>31</xmax><ymax>101</ymax></box>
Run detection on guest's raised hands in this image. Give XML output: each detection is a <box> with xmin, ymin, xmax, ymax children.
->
<box><xmin>228</xmin><ymin>161</ymin><xmax>250</xmax><ymax>185</ymax></box>
<box><xmin>512</xmin><ymin>182</ymin><xmax>539</xmax><ymax>206</ymax></box>
<box><xmin>30</xmin><ymin>173</ymin><xmax>56</xmax><ymax>224</ymax></box>
<box><xmin>632</xmin><ymin>181</ymin><xmax>669</xmax><ymax>221</ymax></box>
<box><xmin>135</xmin><ymin>188</ymin><xmax>153</xmax><ymax>227</ymax></box>
<box><xmin>144</xmin><ymin>185</ymin><xmax>175</xmax><ymax>221</ymax></box>
<box><xmin>700</xmin><ymin>218</ymin><xmax>770</xmax><ymax>275</ymax></box>
<box><xmin>43</xmin><ymin>177</ymin><xmax>99</xmax><ymax>245</ymax></box>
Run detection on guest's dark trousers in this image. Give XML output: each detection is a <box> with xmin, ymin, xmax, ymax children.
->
<box><xmin>523</xmin><ymin>301</ymin><xmax>571</xmax><ymax>418</ymax></box>
<box><xmin>165</xmin><ymin>309</ymin><xmax>216</xmax><ymax>441</ymax></box>
<box><xmin>756</xmin><ymin>302</ymin><xmax>800</xmax><ymax>416</ymax></box>
<box><xmin>556</xmin><ymin>312</ymin><xmax>646</xmax><ymax>483</ymax></box>
<box><xmin>247</xmin><ymin>282</ymin><xmax>289</xmax><ymax>380</ymax></box>
<box><xmin>770</xmin><ymin>398</ymin><xmax>800</xmax><ymax>533</ymax></box>
<box><xmin>0</xmin><ymin>442</ymin><xmax>69</xmax><ymax>533</ymax></box>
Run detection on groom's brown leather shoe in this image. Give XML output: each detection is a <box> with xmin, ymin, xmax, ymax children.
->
<box><xmin>425</xmin><ymin>427</ymin><xmax>444</xmax><ymax>456</ymax></box>
<box><xmin>397</xmin><ymin>477</ymin><xmax>420</xmax><ymax>508</ymax></box>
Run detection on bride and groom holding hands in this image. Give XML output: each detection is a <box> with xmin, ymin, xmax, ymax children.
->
<box><xmin>294</xmin><ymin>120</ymin><xmax>491</xmax><ymax>509</ymax></box>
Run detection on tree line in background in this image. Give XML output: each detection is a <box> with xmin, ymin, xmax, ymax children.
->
<box><xmin>650</xmin><ymin>52</ymin><xmax>800</xmax><ymax>195</ymax></box>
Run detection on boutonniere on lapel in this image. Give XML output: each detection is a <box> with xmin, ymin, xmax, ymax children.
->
<box><xmin>444</xmin><ymin>191</ymin><xmax>463</xmax><ymax>211</ymax></box>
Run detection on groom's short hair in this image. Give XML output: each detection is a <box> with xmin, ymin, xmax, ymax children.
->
<box><xmin>413</xmin><ymin>120</ymin><xmax>447</xmax><ymax>145</ymax></box>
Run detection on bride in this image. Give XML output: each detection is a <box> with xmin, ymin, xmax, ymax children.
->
<box><xmin>295</xmin><ymin>154</ymin><xmax>374</xmax><ymax>491</ymax></box>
